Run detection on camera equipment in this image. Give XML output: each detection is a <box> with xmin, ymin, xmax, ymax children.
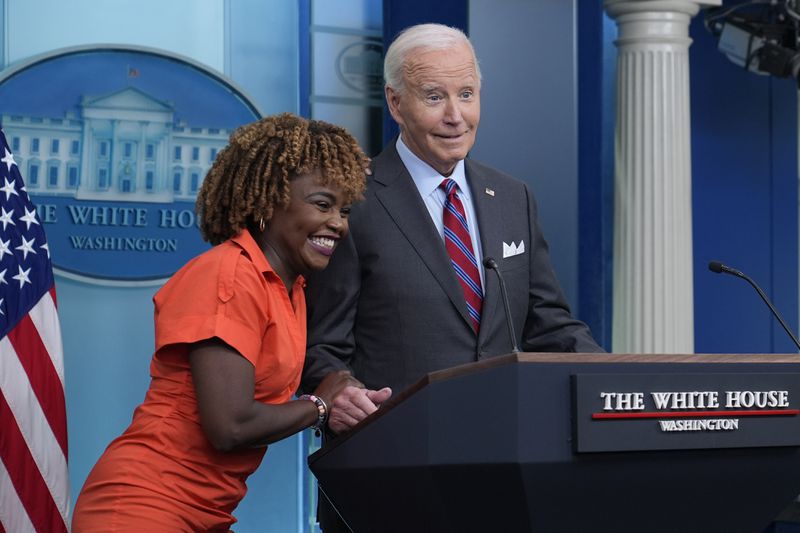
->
<box><xmin>705</xmin><ymin>0</ymin><xmax>800</xmax><ymax>83</ymax></box>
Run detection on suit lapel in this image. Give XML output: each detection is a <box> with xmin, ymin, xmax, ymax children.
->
<box><xmin>372</xmin><ymin>146</ymin><xmax>473</xmax><ymax>329</ymax></box>
<box><xmin>466</xmin><ymin>160</ymin><xmax>504</xmax><ymax>345</ymax></box>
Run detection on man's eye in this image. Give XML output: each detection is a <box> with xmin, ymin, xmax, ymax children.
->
<box><xmin>427</xmin><ymin>94</ymin><xmax>442</xmax><ymax>102</ymax></box>
<box><xmin>461</xmin><ymin>90</ymin><xmax>473</xmax><ymax>99</ymax></box>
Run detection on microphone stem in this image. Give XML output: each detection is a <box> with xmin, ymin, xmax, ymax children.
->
<box><xmin>740</xmin><ymin>273</ymin><xmax>800</xmax><ymax>351</ymax></box>
<box><xmin>492</xmin><ymin>267</ymin><xmax>520</xmax><ymax>353</ymax></box>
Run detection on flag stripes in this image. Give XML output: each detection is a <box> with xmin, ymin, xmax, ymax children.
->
<box><xmin>7</xmin><ymin>312</ymin><xmax>68</xmax><ymax>455</ymax></box>
<box><xmin>0</xmin><ymin>331</ymin><xmax>70</xmax><ymax>527</ymax></box>
<box><xmin>0</xmin><ymin>388</ymin><xmax>67</xmax><ymax>533</ymax></box>
<box><xmin>28</xmin><ymin>288</ymin><xmax>65</xmax><ymax>385</ymax></box>
<box><xmin>0</xmin><ymin>456</ymin><xmax>35</xmax><ymax>533</ymax></box>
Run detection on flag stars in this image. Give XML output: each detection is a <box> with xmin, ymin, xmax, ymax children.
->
<box><xmin>2</xmin><ymin>147</ymin><xmax>16</xmax><ymax>172</ymax></box>
<box><xmin>0</xmin><ymin>207</ymin><xmax>14</xmax><ymax>230</ymax></box>
<box><xmin>12</xmin><ymin>265</ymin><xmax>31</xmax><ymax>288</ymax></box>
<box><xmin>0</xmin><ymin>238</ymin><xmax>12</xmax><ymax>260</ymax></box>
<box><xmin>19</xmin><ymin>206</ymin><xmax>39</xmax><ymax>231</ymax></box>
<box><xmin>0</xmin><ymin>268</ymin><xmax>6</xmax><ymax>285</ymax></box>
<box><xmin>40</xmin><ymin>241</ymin><xmax>50</xmax><ymax>259</ymax></box>
<box><xmin>0</xmin><ymin>178</ymin><xmax>18</xmax><ymax>201</ymax></box>
<box><xmin>0</xmin><ymin>298</ymin><xmax>4</xmax><ymax>317</ymax></box>
<box><xmin>15</xmin><ymin>235</ymin><xmax>37</xmax><ymax>260</ymax></box>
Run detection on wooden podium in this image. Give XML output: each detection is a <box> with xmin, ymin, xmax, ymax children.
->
<box><xmin>309</xmin><ymin>353</ymin><xmax>800</xmax><ymax>533</ymax></box>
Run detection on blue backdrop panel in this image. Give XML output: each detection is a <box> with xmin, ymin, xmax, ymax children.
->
<box><xmin>690</xmin><ymin>17</ymin><xmax>798</xmax><ymax>354</ymax></box>
<box><xmin>578</xmin><ymin>6</ymin><xmax>616</xmax><ymax>350</ymax></box>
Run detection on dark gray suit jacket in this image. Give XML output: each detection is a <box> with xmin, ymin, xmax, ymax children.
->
<box><xmin>302</xmin><ymin>141</ymin><xmax>601</xmax><ymax>394</ymax></box>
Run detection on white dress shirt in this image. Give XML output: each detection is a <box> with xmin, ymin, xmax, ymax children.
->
<box><xmin>395</xmin><ymin>136</ymin><xmax>485</xmax><ymax>288</ymax></box>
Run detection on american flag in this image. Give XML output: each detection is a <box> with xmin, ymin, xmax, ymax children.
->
<box><xmin>0</xmin><ymin>128</ymin><xmax>69</xmax><ymax>532</ymax></box>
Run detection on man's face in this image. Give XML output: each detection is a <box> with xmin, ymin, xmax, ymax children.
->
<box><xmin>386</xmin><ymin>42</ymin><xmax>480</xmax><ymax>177</ymax></box>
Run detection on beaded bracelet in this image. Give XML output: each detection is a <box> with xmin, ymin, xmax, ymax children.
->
<box><xmin>299</xmin><ymin>394</ymin><xmax>328</xmax><ymax>436</ymax></box>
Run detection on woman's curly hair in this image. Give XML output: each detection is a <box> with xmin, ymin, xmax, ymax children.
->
<box><xmin>196</xmin><ymin>113</ymin><xmax>370</xmax><ymax>245</ymax></box>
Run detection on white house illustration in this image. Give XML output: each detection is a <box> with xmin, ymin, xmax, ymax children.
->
<box><xmin>2</xmin><ymin>86</ymin><xmax>230</xmax><ymax>203</ymax></box>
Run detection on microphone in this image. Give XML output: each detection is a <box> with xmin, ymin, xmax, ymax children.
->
<box><xmin>708</xmin><ymin>260</ymin><xmax>800</xmax><ymax>351</ymax></box>
<box><xmin>483</xmin><ymin>257</ymin><xmax>520</xmax><ymax>353</ymax></box>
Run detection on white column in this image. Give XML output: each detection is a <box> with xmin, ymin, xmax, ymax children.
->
<box><xmin>604</xmin><ymin>0</ymin><xmax>718</xmax><ymax>353</ymax></box>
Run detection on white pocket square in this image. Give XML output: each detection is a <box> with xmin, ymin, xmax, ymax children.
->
<box><xmin>502</xmin><ymin>240</ymin><xmax>525</xmax><ymax>258</ymax></box>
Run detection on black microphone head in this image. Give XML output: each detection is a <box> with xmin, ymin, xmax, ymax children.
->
<box><xmin>708</xmin><ymin>261</ymin><xmax>724</xmax><ymax>273</ymax></box>
<box><xmin>483</xmin><ymin>257</ymin><xmax>499</xmax><ymax>269</ymax></box>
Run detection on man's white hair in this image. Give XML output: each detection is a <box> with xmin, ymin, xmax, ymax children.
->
<box><xmin>383</xmin><ymin>23</ymin><xmax>482</xmax><ymax>94</ymax></box>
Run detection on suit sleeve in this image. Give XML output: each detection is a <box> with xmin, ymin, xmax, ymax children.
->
<box><xmin>301</xmin><ymin>229</ymin><xmax>361</xmax><ymax>392</ymax></box>
<box><xmin>520</xmin><ymin>184</ymin><xmax>604</xmax><ymax>353</ymax></box>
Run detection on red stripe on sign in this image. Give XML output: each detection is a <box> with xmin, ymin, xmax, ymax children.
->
<box><xmin>6</xmin><ymin>315</ymin><xmax>68</xmax><ymax>456</ymax></box>
<box><xmin>592</xmin><ymin>409</ymin><xmax>800</xmax><ymax>420</ymax></box>
<box><xmin>0</xmin><ymin>390</ymin><xmax>68</xmax><ymax>533</ymax></box>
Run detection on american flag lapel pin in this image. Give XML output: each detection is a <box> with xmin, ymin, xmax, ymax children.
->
<box><xmin>485</xmin><ymin>187</ymin><xmax>495</xmax><ymax>196</ymax></box>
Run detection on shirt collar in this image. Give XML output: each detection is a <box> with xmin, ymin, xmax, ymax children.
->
<box><xmin>396</xmin><ymin>135</ymin><xmax>469</xmax><ymax>199</ymax></box>
<box><xmin>230</xmin><ymin>230</ymin><xmax>306</xmax><ymax>288</ymax></box>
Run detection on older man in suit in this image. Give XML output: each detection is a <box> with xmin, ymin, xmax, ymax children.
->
<box><xmin>302</xmin><ymin>22</ymin><xmax>601</xmax><ymax>436</ymax></box>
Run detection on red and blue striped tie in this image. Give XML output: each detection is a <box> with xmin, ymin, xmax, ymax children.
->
<box><xmin>440</xmin><ymin>178</ymin><xmax>483</xmax><ymax>332</ymax></box>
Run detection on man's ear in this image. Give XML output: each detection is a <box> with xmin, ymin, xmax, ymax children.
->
<box><xmin>385</xmin><ymin>86</ymin><xmax>403</xmax><ymax>126</ymax></box>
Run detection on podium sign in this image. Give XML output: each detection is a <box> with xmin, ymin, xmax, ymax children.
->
<box><xmin>573</xmin><ymin>372</ymin><xmax>800</xmax><ymax>452</ymax></box>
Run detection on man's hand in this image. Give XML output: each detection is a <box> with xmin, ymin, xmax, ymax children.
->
<box><xmin>328</xmin><ymin>385</ymin><xmax>392</xmax><ymax>434</ymax></box>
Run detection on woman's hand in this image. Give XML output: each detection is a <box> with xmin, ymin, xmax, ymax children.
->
<box><xmin>312</xmin><ymin>370</ymin><xmax>360</xmax><ymax>407</ymax></box>
<box><xmin>312</xmin><ymin>371</ymin><xmax>392</xmax><ymax>434</ymax></box>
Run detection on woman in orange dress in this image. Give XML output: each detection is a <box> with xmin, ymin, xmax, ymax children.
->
<box><xmin>71</xmin><ymin>113</ymin><xmax>369</xmax><ymax>532</ymax></box>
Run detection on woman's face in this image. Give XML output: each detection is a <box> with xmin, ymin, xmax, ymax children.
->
<box><xmin>263</xmin><ymin>171</ymin><xmax>351</xmax><ymax>280</ymax></box>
